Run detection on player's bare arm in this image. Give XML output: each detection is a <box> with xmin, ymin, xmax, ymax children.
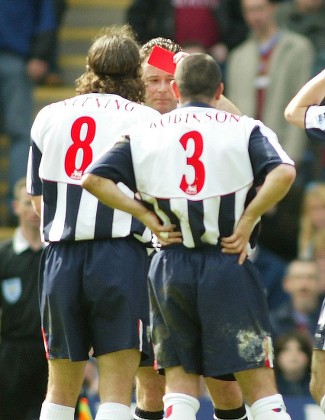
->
<box><xmin>284</xmin><ymin>69</ymin><xmax>325</xmax><ymax>129</ymax></box>
<box><xmin>81</xmin><ymin>174</ymin><xmax>182</xmax><ymax>245</ymax></box>
<box><xmin>221</xmin><ymin>163</ymin><xmax>296</xmax><ymax>264</ymax></box>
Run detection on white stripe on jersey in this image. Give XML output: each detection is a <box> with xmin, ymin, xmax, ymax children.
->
<box><xmin>48</xmin><ymin>183</ymin><xmax>68</xmax><ymax>242</ymax></box>
<box><xmin>26</xmin><ymin>148</ymin><xmax>33</xmax><ymax>193</ymax></box>
<box><xmin>170</xmin><ymin>198</ymin><xmax>195</xmax><ymax>248</ymax></box>
<box><xmin>141</xmin><ymin>193</ymin><xmax>172</xmax><ymax>226</ymax></box>
<box><xmin>112</xmin><ymin>183</ymin><xmax>133</xmax><ymax>238</ymax></box>
<box><xmin>201</xmin><ymin>196</ymin><xmax>221</xmax><ymax>245</ymax></box>
<box><xmin>75</xmin><ymin>189</ymin><xmax>98</xmax><ymax>240</ymax></box>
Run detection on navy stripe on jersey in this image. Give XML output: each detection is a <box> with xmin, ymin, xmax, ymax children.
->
<box><xmin>187</xmin><ymin>201</ymin><xmax>206</xmax><ymax>247</ymax></box>
<box><xmin>130</xmin><ymin>217</ymin><xmax>149</xmax><ymax>239</ymax></box>
<box><xmin>27</xmin><ymin>143</ymin><xmax>42</xmax><ymax>195</ymax></box>
<box><xmin>64</xmin><ymin>184</ymin><xmax>83</xmax><ymax>239</ymax></box>
<box><xmin>94</xmin><ymin>201</ymin><xmax>114</xmax><ymax>238</ymax></box>
<box><xmin>156</xmin><ymin>199</ymin><xmax>181</xmax><ymax>231</ymax></box>
<box><xmin>218</xmin><ymin>194</ymin><xmax>235</xmax><ymax>238</ymax></box>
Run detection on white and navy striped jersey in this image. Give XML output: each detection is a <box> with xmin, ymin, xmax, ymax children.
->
<box><xmin>26</xmin><ymin>93</ymin><xmax>159</xmax><ymax>242</ymax></box>
<box><xmin>87</xmin><ymin>104</ymin><xmax>294</xmax><ymax>250</ymax></box>
<box><xmin>305</xmin><ymin>105</ymin><xmax>325</xmax><ymax>142</ymax></box>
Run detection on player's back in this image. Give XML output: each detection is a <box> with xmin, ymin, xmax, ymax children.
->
<box><xmin>29</xmin><ymin>93</ymin><xmax>159</xmax><ymax>242</ymax></box>
<box><xmin>129</xmin><ymin>105</ymin><xmax>293</xmax><ymax>248</ymax></box>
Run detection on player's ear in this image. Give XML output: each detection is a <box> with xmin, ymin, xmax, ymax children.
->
<box><xmin>215</xmin><ymin>82</ymin><xmax>224</xmax><ymax>101</ymax></box>
<box><xmin>171</xmin><ymin>80</ymin><xmax>180</xmax><ymax>100</ymax></box>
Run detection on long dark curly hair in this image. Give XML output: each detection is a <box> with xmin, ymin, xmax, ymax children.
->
<box><xmin>76</xmin><ymin>25</ymin><xmax>145</xmax><ymax>103</ymax></box>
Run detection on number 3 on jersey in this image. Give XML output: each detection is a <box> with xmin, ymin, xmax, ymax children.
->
<box><xmin>179</xmin><ymin>130</ymin><xmax>205</xmax><ymax>195</ymax></box>
<box><xmin>65</xmin><ymin>116</ymin><xmax>95</xmax><ymax>180</ymax></box>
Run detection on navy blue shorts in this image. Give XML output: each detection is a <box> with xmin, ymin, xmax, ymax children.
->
<box><xmin>149</xmin><ymin>246</ymin><xmax>273</xmax><ymax>377</ymax></box>
<box><xmin>39</xmin><ymin>238</ymin><xmax>151</xmax><ymax>361</ymax></box>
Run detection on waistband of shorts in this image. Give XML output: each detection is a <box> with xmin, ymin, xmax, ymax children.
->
<box><xmin>161</xmin><ymin>242</ymin><xmax>222</xmax><ymax>252</ymax></box>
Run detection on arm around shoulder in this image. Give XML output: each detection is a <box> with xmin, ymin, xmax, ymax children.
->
<box><xmin>284</xmin><ymin>69</ymin><xmax>325</xmax><ymax>129</ymax></box>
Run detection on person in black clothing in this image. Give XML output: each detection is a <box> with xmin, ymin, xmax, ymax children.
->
<box><xmin>0</xmin><ymin>177</ymin><xmax>47</xmax><ymax>420</ymax></box>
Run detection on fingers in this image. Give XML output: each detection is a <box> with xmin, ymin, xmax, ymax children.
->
<box><xmin>173</xmin><ymin>52</ymin><xmax>189</xmax><ymax>65</ymax></box>
<box><xmin>220</xmin><ymin>235</ymin><xmax>242</xmax><ymax>252</ymax></box>
<box><xmin>238</xmin><ymin>249</ymin><xmax>248</xmax><ymax>265</ymax></box>
<box><xmin>156</xmin><ymin>225</ymin><xmax>182</xmax><ymax>245</ymax></box>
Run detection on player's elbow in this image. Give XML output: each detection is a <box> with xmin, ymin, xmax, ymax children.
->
<box><xmin>284</xmin><ymin>105</ymin><xmax>305</xmax><ymax>129</ymax></box>
<box><xmin>280</xmin><ymin>164</ymin><xmax>296</xmax><ymax>188</ymax></box>
<box><xmin>81</xmin><ymin>173</ymin><xmax>98</xmax><ymax>194</ymax></box>
<box><xmin>284</xmin><ymin>105</ymin><xmax>293</xmax><ymax>122</ymax></box>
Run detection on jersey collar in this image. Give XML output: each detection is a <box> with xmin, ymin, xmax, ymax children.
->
<box><xmin>179</xmin><ymin>101</ymin><xmax>215</xmax><ymax>109</ymax></box>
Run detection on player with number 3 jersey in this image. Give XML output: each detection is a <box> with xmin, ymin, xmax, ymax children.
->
<box><xmin>25</xmin><ymin>25</ymin><xmax>173</xmax><ymax>420</ymax></box>
<box><xmin>82</xmin><ymin>53</ymin><xmax>296</xmax><ymax>420</ymax></box>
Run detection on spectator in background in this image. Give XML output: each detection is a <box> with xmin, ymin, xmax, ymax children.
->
<box><xmin>226</xmin><ymin>0</ymin><xmax>314</xmax><ymax>167</ymax></box>
<box><xmin>298</xmin><ymin>183</ymin><xmax>325</xmax><ymax>259</ymax></box>
<box><xmin>41</xmin><ymin>0</ymin><xmax>68</xmax><ymax>86</ymax></box>
<box><xmin>269</xmin><ymin>259</ymin><xmax>322</xmax><ymax>341</ymax></box>
<box><xmin>126</xmin><ymin>0</ymin><xmax>248</xmax><ymax>78</ymax></box>
<box><xmin>0</xmin><ymin>177</ymin><xmax>47</xmax><ymax>420</ymax></box>
<box><xmin>274</xmin><ymin>331</ymin><xmax>313</xmax><ymax>397</ymax></box>
<box><xmin>0</xmin><ymin>0</ymin><xmax>57</xmax><ymax>225</ymax></box>
<box><xmin>276</xmin><ymin>0</ymin><xmax>325</xmax><ymax>75</ymax></box>
<box><xmin>226</xmin><ymin>0</ymin><xmax>315</xmax><ymax>262</ymax></box>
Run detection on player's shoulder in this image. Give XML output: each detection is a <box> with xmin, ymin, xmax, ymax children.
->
<box><xmin>136</xmin><ymin>102</ymin><xmax>160</xmax><ymax>116</ymax></box>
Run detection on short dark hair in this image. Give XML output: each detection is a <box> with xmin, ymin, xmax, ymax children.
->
<box><xmin>140</xmin><ymin>37</ymin><xmax>182</xmax><ymax>63</ymax></box>
<box><xmin>174</xmin><ymin>53</ymin><xmax>222</xmax><ymax>100</ymax></box>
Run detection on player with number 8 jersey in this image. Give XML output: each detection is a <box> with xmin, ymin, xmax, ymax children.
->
<box><xmin>26</xmin><ymin>25</ymin><xmax>163</xmax><ymax>420</ymax></box>
<box><xmin>27</xmin><ymin>87</ymin><xmax>159</xmax><ymax>243</ymax></box>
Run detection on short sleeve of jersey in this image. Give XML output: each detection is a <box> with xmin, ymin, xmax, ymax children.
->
<box><xmin>248</xmin><ymin>124</ymin><xmax>294</xmax><ymax>186</ymax></box>
<box><xmin>27</xmin><ymin>142</ymin><xmax>43</xmax><ymax>196</ymax></box>
<box><xmin>86</xmin><ymin>136</ymin><xmax>136</xmax><ymax>191</ymax></box>
<box><xmin>305</xmin><ymin>105</ymin><xmax>325</xmax><ymax>142</ymax></box>
<box><xmin>27</xmin><ymin>107</ymin><xmax>48</xmax><ymax>196</ymax></box>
